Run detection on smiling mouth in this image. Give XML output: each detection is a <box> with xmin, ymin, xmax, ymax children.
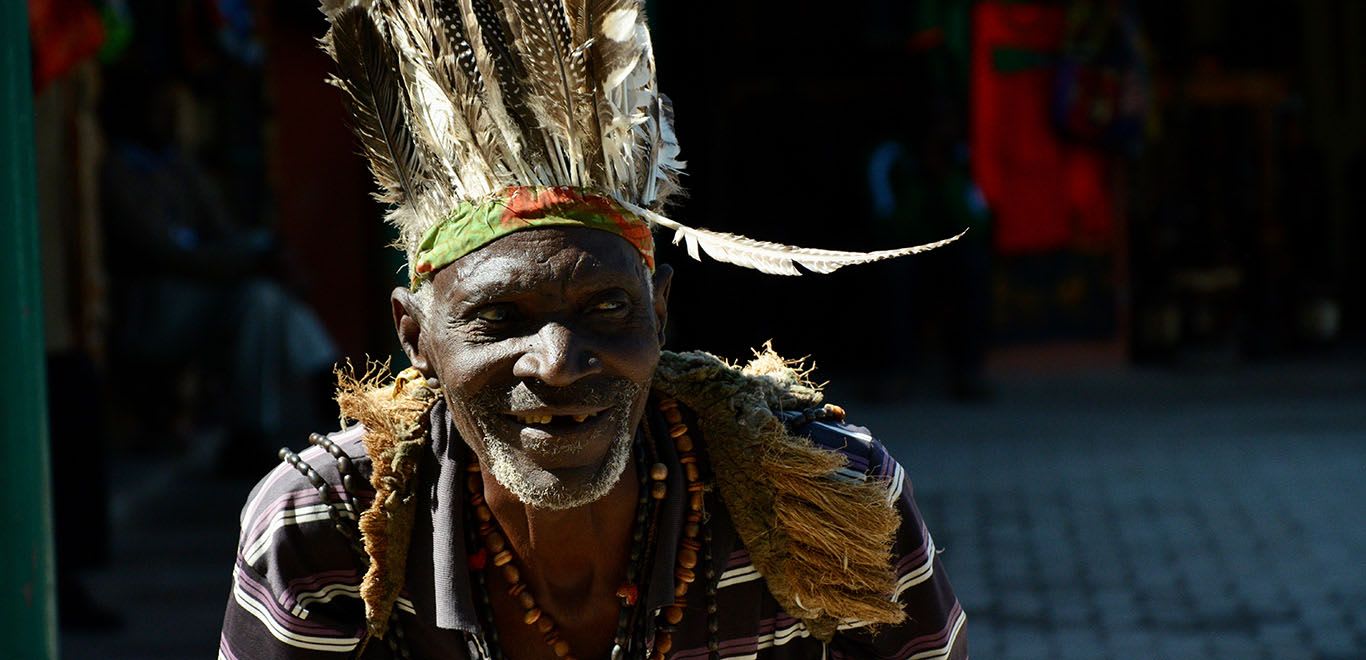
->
<box><xmin>504</xmin><ymin>409</ymin><xmax>606</xmax><ymax>428</ymax></box>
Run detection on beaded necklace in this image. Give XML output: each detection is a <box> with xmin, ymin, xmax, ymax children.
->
<box><xmin>464</xmin><ymin>397</ymin><xmax>713</xmax><ymax>660</ymax></box>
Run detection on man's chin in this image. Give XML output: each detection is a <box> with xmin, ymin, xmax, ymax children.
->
<box><xmin>483</xmin><ymin>438</ymin><xmax>631</xmax><ymax>511</ymax></box>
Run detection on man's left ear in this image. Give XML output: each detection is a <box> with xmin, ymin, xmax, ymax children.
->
<box><xmin>651</xmin><ymin>263</ymin><xmax>673</xmax><ymax>346</ymax></box>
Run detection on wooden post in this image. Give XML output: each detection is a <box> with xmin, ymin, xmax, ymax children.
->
<box><xmin>0</xmin><ymin>2</ymin><xmax>59</xmax><ymax>657</ymax></box>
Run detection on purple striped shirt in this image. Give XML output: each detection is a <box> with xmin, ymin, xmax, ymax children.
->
<box><xmin>221</xmin><ymin>403</ymin><xmax>967</xmax><ymax>659</ymax></box>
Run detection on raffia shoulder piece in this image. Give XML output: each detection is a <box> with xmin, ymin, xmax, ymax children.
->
<box><xmin>653</xmin><ymin>348</ymin><xmax>905</xmax><ymax>640</ymax></box>
<box><xmin>335</xmin><ymin>364</ymin><xmax>438</xmax><ymax>641</ymax></box>
<box><xmin>336</xmin><ymin>348</ymin><xmax>905</xmax><ymax>644</ymax></box>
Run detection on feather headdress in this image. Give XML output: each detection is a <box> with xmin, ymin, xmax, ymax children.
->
<box><xmin>320</xmin><ymin>0</ymin><xmax>962</xmax><ymax>281</ymax></box>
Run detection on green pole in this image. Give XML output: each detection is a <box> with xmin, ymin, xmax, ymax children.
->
<box><xmin>0</xmin><ymin>1</ymin><xmax>59</xmax><ymax>658</ymax></box>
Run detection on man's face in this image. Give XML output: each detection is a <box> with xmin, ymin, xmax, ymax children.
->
<box><xmin>398</xmin><ymin>228</ymin><xmax>670</xmax><ymax>510</ymax></box>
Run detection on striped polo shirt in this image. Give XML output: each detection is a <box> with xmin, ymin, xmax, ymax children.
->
<box><xmin>221</xmin><ymin>400</ymin><xmax>968</xmax><ymax>659</ymax></box>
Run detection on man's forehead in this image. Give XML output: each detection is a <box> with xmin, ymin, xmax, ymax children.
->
<box><xmin>439</xmin><ymin>228</ymin><xmax>648</xmax><ymax>300</ymax></box>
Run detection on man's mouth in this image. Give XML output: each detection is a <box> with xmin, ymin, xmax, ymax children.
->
<box><xmin>504</xmin><ymin>408</ymin><xmax>607</xmax><ymax>429</ymax></box>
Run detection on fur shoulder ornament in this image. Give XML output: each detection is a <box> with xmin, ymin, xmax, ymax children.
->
<box><xmin>653</xmin><ymin>347</ymin><xmax>905</xmax><ymax>640</ymax></box>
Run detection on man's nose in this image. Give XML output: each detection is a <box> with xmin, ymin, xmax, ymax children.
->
<box><xmin>512</xmin><ymin>322</ymin><xmax>603</xmax><ymax>387</ymax></box>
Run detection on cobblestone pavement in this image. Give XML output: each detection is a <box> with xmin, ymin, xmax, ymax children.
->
<box><xmin>848</xmin><ymin>360</ymin><xmax>1366</xmax><ymax>660</ymax></box>
<box><xmin>61</xmin><ymin>359</ymin><xmax>1366</xmax><ymax>659</ymax></box>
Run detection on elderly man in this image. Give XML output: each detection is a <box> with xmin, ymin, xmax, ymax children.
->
<box><xmin>221</xmin><ymin>1</ymin><xmax>966</xmax><ymax>658</ymax></box>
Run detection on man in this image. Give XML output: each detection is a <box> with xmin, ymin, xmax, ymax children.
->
<box><xmin>222</xmin><ymin>1</ymin><xmax>967</xmax><ymax>658</ymax></box>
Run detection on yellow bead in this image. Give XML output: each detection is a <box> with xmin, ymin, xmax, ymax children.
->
<box><xmin>664</xmin><ymin>605</ymin><xmax>684</xmax><ymax>625</ymax></box>
<box><xmin>678</xmin><ymin>548</ymin><xmax>698</xmax><ymax>569</ymax></box>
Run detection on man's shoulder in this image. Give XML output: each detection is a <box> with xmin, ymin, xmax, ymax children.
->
<box><xmin>225</xmin><ymin>427</ymin><xmax>380</xmax><ymax>656</ymax></box>
<box><xmin>235</xmin><ymin>426</ymin><xmax>374</xmax><ymax>572</ymax></box>
<box><xmin>775</xmin><ymin>408</ymin><xmax>900</xmax><ymax>482</ymax></box>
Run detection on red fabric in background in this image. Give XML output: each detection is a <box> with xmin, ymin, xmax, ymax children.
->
<box><xmin>971</xmin><ymin>2</ymin><xmax>1114</xmax><ymax>254</ymax></box>
<box><xmin>28</xmin><ymin>0</ymin><xmax>105</xmax><ymax>91</ymax></box>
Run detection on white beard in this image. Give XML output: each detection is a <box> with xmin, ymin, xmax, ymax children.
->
<box><xmin>472</xmin><ymin>393</ymin><xmax>639</xmax><ymax>511</ymax></box>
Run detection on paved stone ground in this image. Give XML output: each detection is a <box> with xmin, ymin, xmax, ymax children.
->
<box><xmin>846</xmin><ymin>359</ymin><xmax>1366</xmax><ymax>660</ymax></box>
<box><xmin>60</xmin><ymin>358</ymin><xmax>1366</xmax><ymax>659</ymax></box>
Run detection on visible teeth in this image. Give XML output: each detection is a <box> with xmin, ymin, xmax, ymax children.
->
<box><xmin>514</xmin><ymin>412</ymin><xmax>598</xmax><ymax>425</ymax></box>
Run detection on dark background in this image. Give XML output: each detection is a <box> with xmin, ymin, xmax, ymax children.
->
<box><xmin>24</xmin><ymin>0</ymin><xmax>1366</xmax><ymax>658</ymax></box>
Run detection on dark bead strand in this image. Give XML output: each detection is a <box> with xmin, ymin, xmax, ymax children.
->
<box><xmin>630</xmin><ymin>429</ymin><xmax>670</xmax><ymax>654</ymax></box>
<box><xmin>309</xmin><ymin>434</ymin><xmax>362</xmax><ymax>520</ymax></box>
<box><xmin>278</xmin><ymin>447</ymin><xmax>366</xmax><ymax>557</ymax></box>
<box><xmin>613</xmin><ymin>435</ymin><xmax>657</xmax><ymax>658</ymax></box>
<box><xmin>464</xmin><ymin>457</ymin><xmax>503</xmax><ymax>660</ymax></box>
<box><xmin>625</xmin><ymin>426</ymin><xmax>663</xmax><ymax>653</ymax></box>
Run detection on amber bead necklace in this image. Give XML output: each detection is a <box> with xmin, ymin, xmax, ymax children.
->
<box><xmin>464</xmin><ymin>398</ymin><xmax>713</xmax><ymax>660</ymax></box>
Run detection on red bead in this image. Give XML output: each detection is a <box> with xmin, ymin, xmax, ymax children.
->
<box><xmin>616</xmin><ymin>583</ymin><xmax>639</xmax><ymax>606</ymax></box>
<box><xmin>467</xmin><ymin>548</ymin><xmax>487</xmax><ymax>571</ymax></box>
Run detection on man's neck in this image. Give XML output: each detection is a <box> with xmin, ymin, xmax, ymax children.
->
<box><xmin>481</xmin><ymin>458</ymin><xmax>640</xmax><ymax>616</ymax></box>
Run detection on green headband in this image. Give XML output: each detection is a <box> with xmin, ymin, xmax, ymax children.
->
<box><xmin>412</xmin><ymin>186</ymin><xmax>656</xmax><ymax>285</ymax></box>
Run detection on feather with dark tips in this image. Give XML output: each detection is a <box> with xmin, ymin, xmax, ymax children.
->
<box><xmin>326</xmin><ymin>7</ymin><xmax>426</xmax><ymax>204</ymax></box>
<box><xmin>576</xmin><ymin>0</ymin><xmax>636</xmax><ymax>193</ymax></box>
<box><xmin>468</xmin><ymin>0</ymin><xmax>537</xmax><ymax>137</ymax></box>
<box><xmin>505</xmin><ymin>0</ymin><xmax>602</xmax><ymax>185</ymax></box>
<box><xmin>385</xmin><ymin>0</ymin><xmax>511</xmax><ymax>197</ymax></box>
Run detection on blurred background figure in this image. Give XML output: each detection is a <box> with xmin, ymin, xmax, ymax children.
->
<box><xmin>99</xmin><ymin>67</ymin><xmax>338</xmax><ymax>472</ymax></box>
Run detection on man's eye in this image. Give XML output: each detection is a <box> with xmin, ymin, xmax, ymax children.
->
<box><xmin>593</xmin><ymin>299</ymin><xmax>627</xmax><ymax>313</ymax></box>
<box><xmin>475</xmin><ymin>306</ymin><xmax>511</xmax><ymax>322</ymax></box>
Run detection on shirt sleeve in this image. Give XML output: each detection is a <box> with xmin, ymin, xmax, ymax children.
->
<box><xmin>796</xmin><ymin>417</ymin><xmax>970</xmax><ymax>660</ymax></box>
<box><xmin>220</xmin><ymin>445</ymin><xmax>386</xmax><ymax>660</ymax></box>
